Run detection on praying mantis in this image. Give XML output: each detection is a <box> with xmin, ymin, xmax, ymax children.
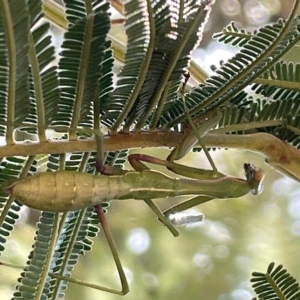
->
<box><xmin>0</xmin><ymin>104</ymin><xmax>265</xmax><ymax>296</ymax></box>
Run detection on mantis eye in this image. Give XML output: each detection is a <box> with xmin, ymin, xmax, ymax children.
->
<box><xmin>244</xmin><ymin>163</ymin><xmax>265</xmax><ymax>195</ymax></box>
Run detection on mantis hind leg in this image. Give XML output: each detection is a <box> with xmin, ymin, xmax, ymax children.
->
<box><xmin>51</xmin><ymin>205</ymin><xmax>129</xmax><ymax>295</ymax></box>
<box><xmin>93</xmin><ymin>204</ymin><xmax>129</xmax><ymax>294</ymax></box>
<box><xmin>51</xmin><ymin>133</ymin><xmax>129</xmax><ymax>294</ymax></box>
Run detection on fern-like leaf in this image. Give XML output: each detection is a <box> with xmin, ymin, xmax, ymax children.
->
<box><xmin>0</xmin><ymin>1</ymin><xmax>30</xmax><ymax>140</ymax></box>
<box><xmin>23</xmin><ymin>0</ymin><xmax>60</xmax><ymax>138</ymax></box>
<box><xmin>63</xmin><ymin>0</ymin><xmax>87</xmax><ymax>25</ymax></box>
<box><xmin>103</xmin><ymin>0</ymin><xmax>214</xmax><ymax>132</ymax></box>
<box><xmin>251</xmin><ymin>262</ymin><xmax>300</xmax><ymax>300</ymax></box>
<box><xmin>53</xmin><ymin>9</ymin><xmax>110</xmax><ymax>132</ymax></box>
<box><xmin>162</xmin><ymin>12</ymin><xmax>300</xmax><ymax>129</ymax></box>
<box><xmin>98</xmin><ymin>41</ymin><xmax>114</xmax><ymax>127</ymax></box>
<box><xmin>12</xmin><ymin>212</ymin><xmax>59</xmax><ymax>300</ymax></box>
<box><xmin>217</xmin><ymin>98</ymin><xmax>300</xmax><ymax>134</ymax></box>
<box><xmin>213</xmin><ymin>21</ymin><xmax>252</xmax><ymax>47</ymax></box>
<box><xmin>144</xmin><ymin>0</ymin><xmax>213</xmax><ymax>130</ymax></box>
<box><xmin>49</xmin><ymin>208</ymin><xmax>99</xmax><ymax>299</ymax></box>
<box><xmin>102</xmin><ymin>0</ymin><xmax>150</xmax><ymax>130</ymax></box>
<box><xmin>250</xmin><ymin>61</ymin><xmax>300</xmax><ymax>101</ymax></box>
<box><xmin>260</xmin><ymin>61</ymin><xmax>300</xmax><ymax>85</ymax></box>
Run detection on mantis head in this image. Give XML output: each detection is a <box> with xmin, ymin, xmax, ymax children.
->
<box><xmin>244</xmin><ymin>163</ymin><xmax>265</xmax><ymax>195</ymax></box>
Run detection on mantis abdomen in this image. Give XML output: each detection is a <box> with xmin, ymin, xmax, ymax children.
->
<box><xmin>5</xmin><ymin>169</ymin><xmax>252</xmax><ymax>212</ymax></box>
<box><xmin>7</xmin><ymin>171</ymin><xmax>131</xmax><ymax>212</ymax></box>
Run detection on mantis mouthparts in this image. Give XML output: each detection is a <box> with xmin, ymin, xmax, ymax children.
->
<box><xmin>244</xmin><ymin>163</ymin><xmax>265</xmax><ymax>195</ymax></box>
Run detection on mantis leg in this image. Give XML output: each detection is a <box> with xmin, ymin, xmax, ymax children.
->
<box><xmin>93</xmin><ymin>204</ymin><xmax>129</xmax><ymax>294</ymax></box>
<box><xmin>53</xmin><ymin>132</ymin><xmax>128</xmax><ymax>294</ymax></box>
<box><xmin>142</xmin><ymin>198</ymin><xmax>179</xmax><ymax>237</ymax></box>
<box><xmin>94</xmin><ymin>134</ymin><xmax>179</xmax><ymax>237</ymax></box>
<box><xmin>125</xmin><ymin>155</ymin><xmax>180</xmax><ymax>236</ymax></box>
<box><xmin>51</xmin><ymin>205</ymin><xmax>129</xmax><ymax>295</ymax></box>
<box><xmin>127</xmin><ymin>155</ymin><xmax>221</xmax><ymax>230</ymax></box>
<box><xmin>5</xmin><ymin>207</ymin><xmax>130</xmax><ymax>295</ymax></box>
<box><xmin>163</xmin><ymin>163</ymin><xmax>265</xmax><ymax>219</ymax></box>
<box><xmin>94</xmin><ymin>130</ymin><xmax>127</xmax><ymax>175</ymax></box>
<box><xmin>163</xmin><ymin>195</ymin><xmax>213</xmax><ymax>218</ymax></box>
<box><xmin>180</xmin><ymin>95</ymin><xmax>218</xmax><ymax>173</ymax></box>
<box><xmin>128</xmin><ymin>153</ymin><xmax>224</xmax><ymax>180</ymax></box>
<box><xmin>167</xmin><ymin>95</ymin><xmax>221</xmax><ymax>173</ymax></box>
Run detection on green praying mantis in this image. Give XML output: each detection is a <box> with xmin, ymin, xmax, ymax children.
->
<box><xmin>0</xmin><ymin>98</ymin><xmax>265</xmax><ymax>296</ymax></box>
<box><xmin>1</xmin><ymin>128</ymin><xmax>264</xmax><ymax>295</ymax></box>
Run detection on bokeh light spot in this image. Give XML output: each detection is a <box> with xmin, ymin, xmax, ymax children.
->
<box><xmin>220</xmin><ymin>0</ymin><xmax>241</xmax><ymax>16</ymax></box>
<box><xmin>126</xmin><ymin>228</ymin><xmax>150</xmax><ymax>254</ymax></box>
<box><xmin>213</xmin><ymin>244</ymin><xmax>229</xmax><ymax>258</ymax></box>
<box><xmin>193</xmin><ymin>253</ymin><xmax>212</xmax><ymax>269</ymax></box>
<box><xmin>141</xmin><ymin>272</ymin><xmax>158</xmax><ymax>290</ymax></box>
<box><xmin>291</xmin><ymin>220</ymin><xmax>300</xmax><ymax>236</ymax></box>
<box><xmin>200</xmin><ymin>220</ymin><xmax>232</xmax><ymax>243</ymax></box>
<box><xmin>244</xmin><ymin>0</ymin><xmax>269</xmax><ymax>25</ymax></box>
<box><xmin>288</xmin><ymin>197</ymin><xmax>300</xmax><ymax>218</ymax></box>
<box><xmin>231</xmin><ymin>288</ymin><xmax>252</xmax><ymax>300</ymax></box>
<box><xmin>235</xmin><ymin>256</ymin><xmax>250</xmax><ymax>271</ymax></box>
<box><xmin>272</xmin><ymin>177</ymin><xmax>293</xmax><ymax>195</ymax></box>
<box><xmin>263</xmin><ymin>0</ymin><xmax>281</xmax><ymax>15</ymax></box>
<box><xmin>263</xmin><ymin>203</ymin><xmax>281</xmax><ymax>222</ymax></box>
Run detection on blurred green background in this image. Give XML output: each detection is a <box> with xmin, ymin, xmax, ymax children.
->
<box><xmin>1</xmin><ymin>0</ymin><xmax>300</xmax><ymax>299</ymax></box>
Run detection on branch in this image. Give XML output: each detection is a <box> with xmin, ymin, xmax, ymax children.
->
<box><xmin>1</xmin><ymin>131</ymin><xmax>300</xmax><ymax>182</ymax></box>
<box><xmin>0</xmin><ymin>132</ymin><xmax>183</xmax><ymax>158</ymax></box>
<box><xmin>203</xmin><ymin>132</ymin><xmax>300</xmax><ymax>182</ymax></box>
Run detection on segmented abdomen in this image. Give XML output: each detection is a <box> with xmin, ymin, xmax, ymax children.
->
<box><xmin>10</xmin><ymin>171</ymin><xmax>131</xmax><ymax>212</ymax></box>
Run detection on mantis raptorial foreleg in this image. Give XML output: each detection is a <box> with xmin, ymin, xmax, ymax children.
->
<box><xmin>127</xmin><ymin>91</ymin><xmax>264</xmax><ymax>225</ymax></box>
<box><xmin>128</xmin><ymin>154</ymin><xmax>264</xmax><ymax>215</ymax></box>
<box><xmin>167</xmin><ymin>109</ymin><xmax>222</xmax><ymax>164</ymax></box>
<box><xmin>128</xmin><ymin>154</ymin><xmax>224</xmax><ymax>180</ymax></box>
<box><xmin>164</xmin><ymin>162</ymin><xmax>263</xmax><ymax>218</ymax></box>
<box><xmin>96</xmin><ymin>141</ymin><xmax>180</xmax><ymax>237</ymax></box>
